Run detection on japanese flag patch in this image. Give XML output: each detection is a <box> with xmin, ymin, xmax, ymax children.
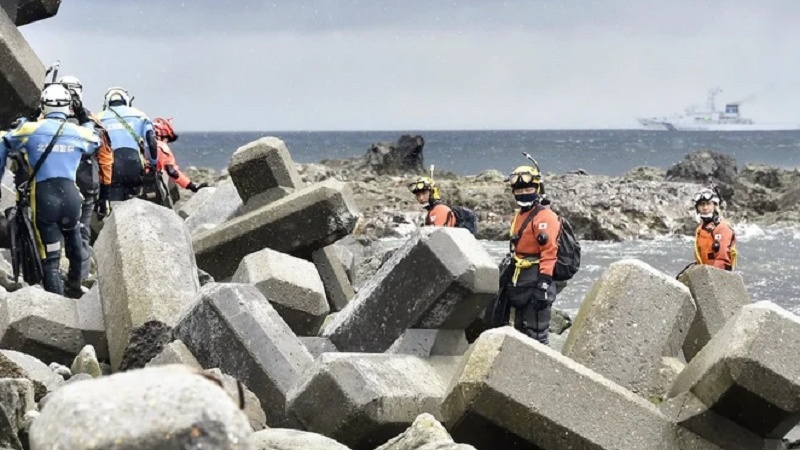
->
<box><xmin>538</xmin><ymin>223</ymin><xmax>547</xmax><ymax>229</ymax></box>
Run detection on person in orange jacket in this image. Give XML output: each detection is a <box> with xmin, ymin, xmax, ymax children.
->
<box><xmin>693</xmin><ymin>187</ymin><xmax>737</xmax><ymax>271</ymax></box>
<box><xmin>499</xmin><ymin>165</ymin><xmax>561</xmax><ymax>345</ymax></box>
<box><xmin>152</xmin><ymin>118</ymin><xmax>209</xmax><ymax>193</ymax></box>
<box><xmin>408</xmin><ymin>176</ymin><xmax>456</xmax><ymax>227</ymax></box>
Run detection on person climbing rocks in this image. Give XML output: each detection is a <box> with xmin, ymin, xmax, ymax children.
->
<box><xmin>407</xmin><ymin>176</ymin><xmax>455</xmax><ymax>227</ymax></box>
<box><xmin>152</xmin><ymin>117</ymin><xmax>209</xmax><ymax>193</ymax></box>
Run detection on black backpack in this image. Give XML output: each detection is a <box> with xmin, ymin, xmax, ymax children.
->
<box><xmin>553</xmin><ymin>215</ymin><xmax>581</xmax><ymax>281</ymax></box>
<box><xmin>450</xmin><ymin>205</ymin><xmax>478</xmax><ymax>236</ymax></box>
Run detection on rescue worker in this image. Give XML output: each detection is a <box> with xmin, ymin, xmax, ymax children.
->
<box><xmin>693</xmin><ymin>187</ymin><xmax>737</xmax><ymax>270</ymax></box>
<box><xmin>152</xmin><ymin>118</ymin><xmax>209</xmax><ymax>193</ymax></box>
<box><xmin>58</xmin><ymin>75</ymin><xmax>114</xmax><ymax>279</ymax></box>
<box><xmin>407</xmin><ymin>176</ymin><xmax>455</xmax><ymax>227</ymax></box>
<box><xmin>95</xmin><ymin>87</ymin><xmax>158</xmax><ymax>201</ymax></box>
<box><xmin>501</xmin><ymin>165</ymin><xmax>560</xmax><ymax>345</ymax></box>
<box><xmin>1</xmin><ymin>84</ymin><xmax>100</xmax><ymax>297</ymax></box>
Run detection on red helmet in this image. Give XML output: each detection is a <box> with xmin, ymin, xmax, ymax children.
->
<box><xmin>153</xmin><ymin>117</ymin><xmax>178</xmax><ymax>142</ymax></box>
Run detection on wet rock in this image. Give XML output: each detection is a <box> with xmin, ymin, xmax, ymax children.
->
<box><xmin>0</xmin><ymin>350</ymin><xmax>62</xmax><ymax>401</ymax></box>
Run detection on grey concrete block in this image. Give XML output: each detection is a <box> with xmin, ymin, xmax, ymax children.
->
<box><xmin>661</xmin><ymin>392</ymin><xmax>766</xmax><ymax>450</ymax></box>
<box><xmin>0</xmin><ymin>378</ymin><xmax>35</xmax><ymax>450</ymax></box>
<box><xmin>95</xmin><ymin>199</ymin><xmax>200</xmax><ymax>371</ymax></box>
<box><xmin>0</xmin><ymin>7</ymin><xmax>44</xmax><ymax>126</ymax></box>
<box><xmin>194</xmin><ymin>179</ymin><xmax>359</xmax><ymax>280</ymax></box>
<box><xmin>173</xmin><ymin>283</ymin><xmax>314</xmax><ymax>427</ymax></box>
<box><xmin>29</xmin><ymin>365</ymin><xmax>252</xmax><ymax>449</ymax></box>
<box><xmin>0</xmin><ymin>286</ymin><xmax>91</xmax><ymax>365</ymax></box>
<box><xmin>322</xmin><ymin>228</ymin><xmax>498</xmax><ymax>353</ymax></box>
<box><xmin>232</xmin><ymin>248</ymin><xmax>329</xmax><ymax>336</ymax></box>
<box><xmin>0</xmin><ymin>350</ymin><xmax>62</xmax><ymax>401</ymax></box>
<box><xmin>240</xmin><ymin>186</ymin><xmax>294</xmax><ymax>214</ymax></box>
<box><xmin>229</xmin><ymin>136</ymin><xmax>304</xmax><ymax>203</ymax></box>
<box><xmin>313</xmin><ymin>245</ymin><xmax>355</xmax><ymax>312</ymax></box>
<box><xmin>442</xmin><ymin>327</ymin><xmax>721</xmax><ymax>450</ymax></box>
<box><xmin>145</xmin><ymin>340</ymin><xmax>202</xmax><ymax>370</ymax></box>
<box><xmin>184</xmin><ymin>179</ymin><xmax>243</xmax><ymax>234</ymax></box>
<box><xmin>248</xmin><ymin>428</ymin><xmax>352</xmax><ymax>450</ymax></box>
<box><xmin>680</xmin><ymin>264</ymin><xmax>751</xmax><ymax>362</ymax></box>
<box><xmin>175</xmin><ymin>185</ymin><xmax>216</xmax><ymax>219</ymax></box>
<box><xmin>387</xmin><ymin>329</ymin><xmax>469</xmax><ymax>357</ymax></box>
<box><xmin>0</xmin><ymin>0</ymin><xmax>60</xmax><ymax>26</ymax></box>
<box><xmin>562</xmin><ymin>259</ymin><xmax>696</xmax><ymax>400</ymax></box>
<box><xmin>206</xmin><ymin>368</ymin><xmax>267</xmax><ymax>431</ymax></box>
<box><xmin>287</xmin><ymin>353</ymin><xmax>447</xmax><ymax>450</ymax></box>
<box><xmin>75</xmin><ymin>285</ymin><xmax>108</xmax><ymax>361</ymax></box>
<box><xmin>669</xmin><ymin>301</ymin><xmax>800</xmax><ymax>438</ymax></box>
<box><xmin>299</xmin><ymin>336</ymin><xmax>338</xmax><ymax>359</ymax></box>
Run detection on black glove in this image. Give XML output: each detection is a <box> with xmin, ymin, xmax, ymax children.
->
<box><xmin>70</xmin><ymin>91</ymin><xmax>90</xmax><ymax>124</ymax></box>
<box><xmin>95</xmin><ymin>184</ymin><xmax>111</xmax><ymax>221</ymax></box>
<box><xmin>188</xmin><ymin>182</ymin><xmax>209</xmax><ymax>193</ymax></box>
<box><xmin>532</xmin><ymin>274</ymin><xmax>553</xmax><ymax>302</ymax></box>
<box><xmin>27</xmin><ymin>107</ymin><xmax>41</xmax><ymax>121</ymax></box>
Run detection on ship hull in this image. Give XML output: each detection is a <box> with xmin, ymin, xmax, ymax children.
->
<box><xmin>665</xmin><ymin>122</ymin><xmax>799</xmax><ymax>131</ymax></box>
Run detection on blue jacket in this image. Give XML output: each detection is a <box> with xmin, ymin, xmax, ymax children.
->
<box><xmin>1</xmin><ymin>114</ymin><xmax>100</xmax><ymax>183</ymax></box>
<box><xmin>96</xmin><ymin>105</ymin><xmax>157</xmax><ymax>167</ymax></box>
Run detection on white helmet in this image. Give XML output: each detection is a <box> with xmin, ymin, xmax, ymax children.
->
<box><xmin>693</xmin><ymin>188</ymin><xmax>721</xmax><ymax>220</ymax></box>
<box><xmin>40</xmin><ymin>84</ymin><xmax>72</xmax><ymax>116</ymax></box>
<box><xmin>57</xmin><ymin>75</ymin><xmax>82</xmax><ymax>100</ymax></box>
<box><xmin>103</xmin><ymin>86</ymin><xmax>132</xmax><ymax>109</ymax></box>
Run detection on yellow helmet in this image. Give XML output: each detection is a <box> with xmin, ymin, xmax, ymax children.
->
<box><xmin>408</xmin><ymin>176</ymin><xmax>441</xmax><ymax>200</ymax></box>
<box><xmin>507</xmin><ymin>165</ymin><xmax>542</xmax><ymax>191</ymax></box>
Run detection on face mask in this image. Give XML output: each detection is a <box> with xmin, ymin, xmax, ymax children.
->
<box><xmin>515</xmin><ymin>193</ymin><xmax>538</xmax><ymax>208</ymax></box>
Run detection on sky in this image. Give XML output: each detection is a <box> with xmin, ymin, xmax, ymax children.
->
<box><xmin>17</xmin><ymin>1</ymin><xmax>800</xmax><ymax>131</ymax></box>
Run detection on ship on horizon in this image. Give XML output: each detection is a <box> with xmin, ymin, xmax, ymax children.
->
<box><xmin>637</xmin><ymin>88</ymin><xmax>799</xmax><ymax>131</ymax></box>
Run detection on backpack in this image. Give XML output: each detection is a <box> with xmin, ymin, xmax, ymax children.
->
<box><xmin>552</xmin><ymin>215</ymin><xmax>581</xmax><ymax>281</ymax></box>
<box><xmin>512</xmin><ymin>206</ymin><xmax>581</xmax><ymax>281</ymax></box>
<box><xmin>450</xmin><ymin>205</ymin><xmax>478</xmax><ymax>236</ymax></box>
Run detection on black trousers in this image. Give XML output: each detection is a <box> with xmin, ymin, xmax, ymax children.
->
<box><xmin>501</xmin><ymin>262</ymin><xmax>558</xmax><ymax>345</ymax></box>
<box><xmin>78</xmin><ymin>192</ymin><xmax>95</xmax><ymax>279</ymax></box>
<box><xmin>109</xmin><ymin>147</ymin><xmax>143</xmax><ymax>201</ymax></box>
<box><xmin>32</xmin><ymin>178</ymin><xmax>83</xmax><ymax>295</ymax></box>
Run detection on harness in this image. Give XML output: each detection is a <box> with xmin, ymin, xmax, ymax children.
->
<box><xmin>508</xmin><ymin>205</ymin><xmax>543</xmax><ymax>284</ymax></box>
<box><xmin>107</xmin><ymin>107</ymin><xmax>146</xmax><ymax>169</ymax></box>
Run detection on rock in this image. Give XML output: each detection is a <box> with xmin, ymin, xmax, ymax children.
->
<box><xmin>740</xmin><ymin>164</ymin><xmax>783</xmax><ymax>189</ymax></box>
<box><xmin>562</xmin><ymin>259</ymin><xmax>696</xmax><ymax>401</ymax></box>
<box><xmin>666</xmin><ymin>150</ymin><xmax>737</xmax><ymax>200</ymax></box>
<box><xmin>0</xmin><ymin>286</ymin><xmax>91</xmax><ymax>365</ymax></box>
<box><xmin>197</xmin><ymin>267</ymin><xmax>215</xmax><ymax>286</ymax></box>
<box><xmin>232</xmin><ymin>248</ymin><xmax>329</xmax><ymax>336</ymax></box>
<box><xmin>669</xmin><ymin>301</ymin><xmax>800</xmax><ymax>438</ymax></box>
<box><xmin>550</xmin><ymin>307</ymin><xmax>572</xmax><ymax>335</ymax></box>
<box><xmin>145</xmin><ymin>339</ymin><xmax>202</xmax><ymax>369</ymax></box>
<box><xmin>287</xmin><ymin>353</ymin><xmax>447</xmax><ymax>449</ymax></box>
<box><xmin>0</xmin><ymin>0</ymin><xmax>60</xmax><ymax>26</ymax></box>
<box><xmin>442</xmin><ymin>327</ymin><xmax>718</xmax><ymax>450</ymax></box>
<box><xmin>248</xmin><ymin>428</ymin><xmax>351</xmax><ymax>450</ymax></box>
<box><xmin>0</xmin><ymin>350</ymin><xmax>62</xmax><ymax>401</ymax></box>
<box><xmin>194</xmin><ymin>179</ymin><xmax>359</xmax><ymax>280</ymax></box>
<box><xmin>175</xmin><ymin>184</ymin><xmax>216</xmax><ymax>219</ymax></box>
<box><xmin>173</xmin><ymin>283</ymin><xmax>314</xmax><ymax>427</ymax></box>
<box><xmin>206</xmin><ymin>368</ymin><xmax>268</xmax><ymax>431</ymax></box>
<box><xmin>47</xmin><ymin>363</ymin><xmax>70</xmax><ymax>380</ymax></box>
<box><xmin>375</xmin><ymin>413</ymin><xmax>476</xmax><ymax>450</ymax></box>
<box><xmin>322</xmin><ymin>228</ymin><xmax>498</xmax><ymax>353</ymax></box>
<box><xmin>29</xmin><ymin>365</ymin><xmax>252</xmax><ymax>449</ymax></box>
<box><xmin>298</xmin><ymin>336</ymin><xmax>338</xmax><ymax>359</ymax></box>
<box><xmin>184</xmin><ymin>178</ymin><xmax>243</xmax><ymax>234</ymax></box>
<box><xmin>365</xmin><ymin>135</ymin><xmax>425</xmax><ymax>175</ymax></box>
<box><xmin>625</xmin><ymin>166</ymin><xmax>666</xmax><ymax>181</ymax></box>
<box><xmin>680</xmin><ymin>264</ymin><xmax>751</xmax><ymax>362</ymax></box>
<box><xmin>228</xmin><ymin>136</ymin><xmax>304</xmax><ymax>203</ymax></box>
<box><xmin>0</xmin><ymin>3</ymin><xmax>44</xmax><ymax>126</ymax></box>
<box><xmin>0</xmin><ymin>378</ymin><xmax>35</xmax><ymax>450</ymax></box>
<box><xmin>312</xmin><ymin>245</ymin><xmax>355</xmax><ymax>312</ymax></box>
<box><xmin>69</xmin><ymin>345</ymin><xmax>100</xmax><ymax>378</ymax></box>
<box><xmin>94</xmin><ymin>199</ymin><xmax>200</xmax><ymax>371</ymax></box>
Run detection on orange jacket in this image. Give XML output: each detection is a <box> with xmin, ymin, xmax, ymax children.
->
<box><xmin>425</xmin><ymin>203</ymin><xmax>456</xmax><ymax>227</ymax></box>
<box><xmin>695</xmin><ymin>220</ymin><xmax>736</xmax><ymax>270</ymax></box>
<box><xmin>511</xmin><ymin>207</ymin><xmax>561</xmax><ymax>277</ymax></box>
<box><xmin>156</xmin><ymin>141</ymin><xmax>191</xmax><ymax>189</ymax></box>
<box><xmin>89</xmin><ymin>116</ymin><xmax>114</xmax><ymax>186</ymax></box>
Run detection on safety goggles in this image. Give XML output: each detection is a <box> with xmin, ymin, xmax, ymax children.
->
<box><xmin>508</xmin><ymin>172</ymin><xmax>539</xmax><ymax>185</ymax></box>
<box><xmin>692</xmin><ymin>191</ymin><xmax>716</xmax><ymax>203</ymax></box>
<box><xmin>409</xmin><ymin>181</ymin><xmax>431</xmax><ymax>192</ymax></box>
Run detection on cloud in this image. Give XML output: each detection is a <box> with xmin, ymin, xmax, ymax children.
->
<box><xmin>17</xmin><ymin>0</ymin><xmax>800</xmax><ymax>131</ymax></box>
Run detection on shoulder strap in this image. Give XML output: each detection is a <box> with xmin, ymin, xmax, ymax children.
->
<box><xmin>516</xmin><ymin>205</ymin><xmax>543</xmax><ymax>236</ymax></box>
<box><xmin>108</xmin><ymin>107</ymin><xmax>144</xmax><ymax>148</ymax></box>
<box><xmin>28</xmin><ymin>120</ymin><xmax>66</xmax><ymax>184</ymax></box>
